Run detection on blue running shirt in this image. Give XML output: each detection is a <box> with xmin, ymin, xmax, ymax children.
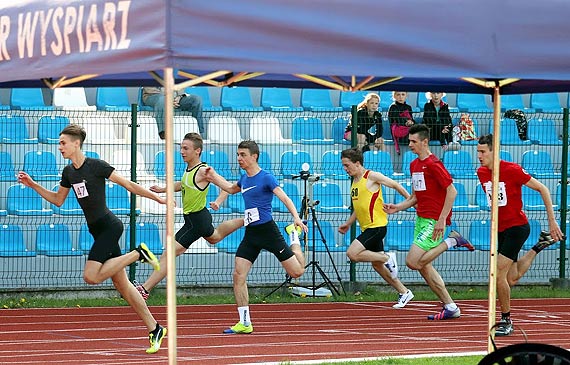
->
<box><xmin>237</xmin><ymin>170</ymin><xmax>278</xmax><ymax>226</ymax></box>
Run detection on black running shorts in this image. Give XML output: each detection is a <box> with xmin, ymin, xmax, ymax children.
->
<box><xmin>498</xmin><ymin>223</ymin><xmax>530</xmax><ymax>261</ymax></box>
<box><xmin>175</xmin><ymin>207</ymin><xmax>215</xmax><ymax>248</ymax></box>
<box><xmin>87</xmin><ymin>213</ymin><xmax>124</xmax><ymax>263</ymax></box>
<box><xmin>356</xmin><ymin>226</ymin><xmax>387</xmax><ymax>252</ymax></box>
<box><xmin>236</xmin><ymin>220</ymin><xmax>294</xmax><ymax>263</ymax></box>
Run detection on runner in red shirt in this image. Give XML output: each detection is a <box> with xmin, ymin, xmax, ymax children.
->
<box><xmin>477</xmin><ymin>134</ymin><xmax>564</xmax><ymax>336</ymax></box>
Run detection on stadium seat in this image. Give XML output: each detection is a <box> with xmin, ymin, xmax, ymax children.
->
<box><xmin>124</xmin><ymin>115</ymin><xmax>161</xmax><ymax>144</ymax></box>
<box><xmin>379</xmin><ymin>91</ymin><xmax>393</xmax><ymax>111</ymax></box>
<box><xmin>208</xmin><ymin>116</ymin><xmax>242</xmax><ymax>144</ymax></box>
<box><xmin>530</xmin><ymin>92</ymin><xmax>562</xmax><ymax>113</ymax></box>
<box><xmin>443</xmin><ymin>150</ymin><xmax>477</xmax><ymax>179</ymax></box>
<box><xmin>527</xmin><ymin>119</ymin><xmax>562</xmax><ymax>145</ymax></box>
<box><xmin>475</xmin><ymin>183</ymin><xmax>490</xmax><ymax>211</ymax></box>
<box><xmin>249</xmin><ymin>116</ymin><xmax>292</xmax><ymax>144</ymax></box>
<box><xmin>385</xmin><ymin>220</ymin><xmax>415</xmax><ymax>251</ymax></box>
<box><xmin>400</xmin><ymin>151</ymin><xmax>416</xmax><ymax>178</ymax></box>
<box><xmin>78</xmin><ymin>116</ymin><xmax>123</xmax><ymax>144</ymax></box>
<box><xmin>320</xmin><ymin>150</ymin><xmax>348</xmax><ymax>180</ymax></box>
<box><xmin>332</xmin><ymin>117</ymin><xmax>351</xmax><ymax>145</ymax></box>
<box><xmin>280</xmin><ymin>150</ymin><xmax>313</xmax><ymax>178</ymax></box>
<box><xmin>258</xmin><ymin>151</ymin><xmax>275</xmax><ymax>175</ymax></box>
<box><xmin>453</xmin><ymin>182</ymin><xmax>479</xmax><ymax>212</ymax></box>
<box><xmin>78</xmin><ymin>224</ymin><xmax>93</xmax><ymax>254</ymax></box>
<box><xmin>136</xmin><ymin>87</ymin><xmax>154</xmax><ymax>112</ymax></box>
<box><xmin>522</xmin><ymin>220</ymin><xmax>542</xmax><ymax>250</ymax></box>
<box><xmin>110</xmin><ymin>150</ymin><xmax>154</xmax><ymax>181</ymax></box>
<box><xmin>7</xmin><ymin>184</ymin><xmax>53</xmax><ymax>216</ymax></box>
<box><xmin>363</xmin><ymin>150</ymin><xmax>399</xmax><ymax>179</ymax></box>
<box><xmin>95</xmin><ymin>87</ymin><xmax>131</xmax><ymax>111</ymax></box>
<box><xmin>173</xmin><ymin>115</ymin><xmax>202</xmax><ymax>142</ymax></box>
<box><xmin>291</xmin><ymin>116</ymin><xmax>334</xmax><ymax>145</ymax></box>
<box><xmin>312</xmin><ymin>182</ymin><xmax>348</xmax><ymax>213</ymax></box>
<box><xmin>206</xmin><ymin>185</ymin><xmax>232</xmax><ymax>214</ymax></box>
<box><xmin>392</xmin><ymin>182</ymin><xmax>414</xmax><ymax>211</ymax></box>
<box><xmin>500</xmin><ymin>150</ymin><xmax>513</xmax><ymax>162</ymax></box>
<box><xmin>124</xmin><ymin>222</ymin><xmax>163</xmax><ymax>255</ymax></box>
<box><xmin>35</xmin><ymin>224</ymin><xmax>82</xmax><ymax>256</ymax></box>
<box><xmin>220</xmin><ymin>87</ymin><xmax>263</xmax><ymax>111</ymax></box>
<box><xmin>261</xmin><ymin>88</ymin><xmax>303</xmax><ymax>111</ymax></box>
<box><xmin>215</xmin><ymin>228</ymin><xmax>243</xmax><ymax>253</ymax></box>
<box><xmin>469</xmin><ymin>220</ymin><xmax>490</xmax><ymax>250</ymax></box>
<box><xmin>227</xmin><ymin>192</ymin><xmax>244</xmax><ymax>213</ymax></box>
<box><xmin>51</xmin><ymin>185</ymin><xmax>83</xmax><ymax>215</ymax></box>
<box><xmin>456</xmin><ymin>93</ymin><xmax>491</xmax><ymax>112</ymax></box>
<box><xmin>306</xmin><ymin>220</ymin><xmax>345</xmax><ymax>252</ymax></box>
<box><xmin>37</xmin><ymin>115</ymin><xmax>70</xmax><ymax>144</ymax></box>
<box><xmin>52</xmin><ymin>87</ymin><xmax>96</xmax><ymax>110</ymax></box>
<box><xmin>0</xmin><ymin>115</ymin><xmax>38</xmax><ymax>144</ymax></box>
<box><xmin>185</xmin><ymin>86</ymin><xmax>222</xmax><ymax>111</ymax></box>
<box><xmin>153</xmin><ymin>150</ymin><xmax>186</xmax><ymax>180</ymax></box>
<box><xmin>0</xmin><ymin>152</ymin><xmax>17</xmax><ymax>182</ymax></box>
<box><xmin>300</xmin><ymin>89</ymin><xmax>342</xmax><ymax>111</ymax></box>
<box><xmin>203</xmin><ymin>149</ymin><xmax>239</xmax><ymax>181</ymax></box>
<box><xmin>106</xmin><ymin>182</ymin><xmax>141</xmax><ymax>215</ymax></box>
<box><xmin>23</xmin><ymin>150</ymin><xmax>60</xmax><ymax>181</ymax></box>
<box><xmin>489</xmin><ymin>119</ymin><xmax>531</xmax><ymax>145</ymax></box>
<box><xmin>500</xmin><ymin>94</ymin><xmax>535</xmax><ymax>112</ymax></box>
<box><xmin>0</xmin><ymin>224</ymin><xmax>36</xmax><ymax>257</ymax></box>
<box><xmin>522</xmin><ymin>185</ymin><xmax>554</xmax><ymax>211</ymax></box>
<box><xmin>521</xmin><ymin>150</ymin><xmax>560</xmax><ymax>179</ymax></box>
<box><xmin>340</xmin><ymin>91</ymin><xmax>368</xmax><ymax>111</ymax></box>
<box><xmin>10</xmin><ymin>88</ymin><xmax>53</xmax><ymax>110</ymax></box>
<box><xmin>555</xmin><ymin>183</ymin><xmax>570</xmax><ymax>210</ymax></box>
<box><xmin>272</xmin><ymin>182</ymin><xmax>302</xmax><ymax>213</ymax></box>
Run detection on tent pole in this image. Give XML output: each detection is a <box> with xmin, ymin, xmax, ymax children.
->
<box><xmin>164</xmin><ymin>67</ymin><xmax>178</xmax><ymax>364</ymax></box>
<box><xmin>487</xmin><ymin>86</ymin><xmax>501</xmax><ymax>353</ymax></box>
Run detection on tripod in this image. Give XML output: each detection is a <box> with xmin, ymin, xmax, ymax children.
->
<box><xmin>264</xmin><ymin>171</ymin><xmax>345</xmax><ymax>299</ymax></box>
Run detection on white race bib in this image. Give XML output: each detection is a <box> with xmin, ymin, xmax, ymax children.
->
<box><xmin>483</xmin><ymin>181</ymin><xmax>507</xmax><ymax>207</ymax></box>
<box><xmin>411</xmin><ymin>172</ymin><xmax>427</xmax><ymax>191</ymax></box>
<box><xmin>72</xmin><ymin>181</ymin><xmax>89</xmax><ymax>199</ymax></box>
<box><xmin>244</xmin><ymin>207</ymin><xmax>260</xmax><ymax>226</ymax></box>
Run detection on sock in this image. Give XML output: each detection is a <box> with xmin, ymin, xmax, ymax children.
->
<box><xmin>151</xmin><ymin>323</ymin><xmax>160</xmax><ymax>334</ymax></box>
<box><xmin>532</xmin><ymin>245</ymin><xmax>541</xmax><ymax>254</ymax></box>
<box><xmin>444</xmin><ymin>302</ymin><xmax>458</xmax><ymax>311</ymax></box>
<box><xmin>501</xmin><ymin>312</ymin><xmax>511</xmax><ymax>322</ymax></box>
<box><xmin>238</xmin><ymin>306</ymin><xmax>251</xmax><ymax>326</ymax></box>
<box><xmin>444</xmin><ymin>238</ymin><xmax>456</xmax><ymax>249</ymax></box>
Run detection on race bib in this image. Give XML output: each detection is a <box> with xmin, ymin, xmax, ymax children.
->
<box><xmin>483</xmin><ymin>181</ymin><xmax>506</xmax><ymax>207</ymax></box>
<box><xmin>72</xmin><ymin>181</ymin><xmax>89</xmax><ymax>199</ymax></box>
<box><xmin>244</xmin><ymin>207</ymin><xmax>260</xmax><ymax>226</ymax></box>
<box><xmin>411</xmin><ymin>172</ymin><xmax>426</xmax><ymax>191</ymax></box>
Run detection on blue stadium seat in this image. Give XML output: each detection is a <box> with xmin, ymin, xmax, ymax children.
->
<box><xmin>469</xmin><ymin>220</ymin><xmax>490</xmax><ymax>250</ymax></box>
<box><xmin>10</xmin><ymin>88</ymin><xmax>53</xmax><ymax>110</ymax></box>
<box><xmin>0</xmin><ymin>115</ymin><xmax>38</xmax><ymax>144</ymax></box>
<box><xmin>38</xmin><ymin>115</ymin><xmax>70</xmax><ymax>144</ymax></box>
<box><xmin>125</xmin><ymin>222</ymin><xmax>163</xmax><ymax>255</ymax></box>
<box><xmin>136</xmin><ymin>87</ymin><xmax>154</xmax><ymax>111</ymax></box>
<box><xmin>96</xmin><ymin>87</ymin><xmax>131</xmax><ymax>111</ymax></box>
<box><xmin>500</xmin><ymin>150</ymin><xmax>513</xmax><ymax>162</ymax></box>
<box><xmin>23</xmin><ymin>150</ymin><xmax>60</xmax><ymax>181</ymax></box>
<box><xmin>385</xmin><ymin>220</ymin><xmax>415</xmax><ymax>251</ymax></box>
<box><xmin>207</xmin><ymin>185</ymin><xmax>232</xmax><ymax>214</ymax></box>
<box><xmin>261</xmin><ymin>88</ymin><xmax>303</xmax><ymax>111</ymax></box>
<box><xmin>363</xmin><ymin>150</ymin><xmax>398</xmax><ymax>178</ymax></box>
<box><xmin>220</xmin><ymin>87</ymin><xmax>263</xmax><ymax>111</ymax></box>
<box><xmin>280</xmin><ymin>150</ymin><xmax>313</xmax><ymax>178</ymax></box>
<box><xmin>307</xmin><ymin>220</ymin><xmax>345</xmax><ymax>252</ymax></box>
<box><xmin>555</xmin><ymin>183</ymin><xmax>570</xmax><ymax>210</ymax></box>
<box><xmin>456</xmin><ymin>93</ymin><xmax>491</xmax><ymax>112</ymax></box>
<box><xmin>300</xmin><ymin>89</ymin><xmax>342</xmax><ymax>111</ymax></box>
<box><xmin>51</xmin><ymin>185</ymin><xmax>83</xmax><ymax>215</ymax></box>
<box><xmin>453</xmin><ymin>182</ymin><xmax>478</xmax><ymax>212</ymax></box>
<box><xmin>401</xmin><ymin>151</ymin><xmax>416</xmax><ymax>178</ymax></box>
<box><xmin>475</xmin><ymin>183</ymin><xmax>490</xmax><ymax>211</ymax></box>
<box><xmin>186</xmin><ymin>86</ymin><xmax>223</xmax><ymax>111</ymax></box>
<box><xmin>227</xmin><ymin>192</ymin><xmax>244</xmax><ymax>213</ymax></box>
<box><xmin>78</xmin><ymin>224</ymin><xmax>93</xmax><ymax>254</ymax></box>
<box><xmin>340</xmin><ymin>91</ymin><xmax>368</xmax><ymax>111</ymax></box>
<box><xmin>500</xmin><ymin>94</ymin><xmax>534</xmax><ymax>112</ymax></box>
<box><xmin>522</xmin><ymin>185</ymin><xmax>554</xmax><ymax>211</ymax></box>
<box><xmin>7</xmin><ymin>184</ymin><xmax>53</xmax><ymax>216</ymax></box>
<box><xmin>258</xmin><ymin>151</ymin><xmax>275</xmax><ymax>175</ymax></box>
<box><xmin>0</xmin><ymin>152</ymin><xmax>17</xmax><ymax>182</ymax></box>
<box><xmin>443</xmin><ymin>150</ymin><xmax>477</xmax><ymax>179</ymax></box>
<box><xmin>312</xmin><ymin>182</ymin><xmax>348</xmax><ymax>213</ymax></box>
<box><xmin>332</xmin><ymin>117</ymin><xmax>351</xmax><ymax>145</ymax></box>
<box><xmin>530</xmin><ymin>93</ymin><xmax>562</xmax><ymax>113</ymax></box>
<box><xmin>321</xmin><ymin>150</ymin><xmax>349</xmax><ymax>180</ymax></box>
<box><xmin>35</xmin><ymin>224</ymin><xmax>82</xmax><ymax>256</ymax></box>
<box><xmin>489</xmin><ymin>119</ymin><xmax>531</xmax><ymax>145</ymax></box>
<box><xmin>216</xmin><ymin>228</ymin><xmax>243</xmax><ymax>253</ymax></box>
<box><xmin>343</xmin><ymin>222</ymin><xmax>362</xmax><ymax>247</ymax></box>
<box><xmin>203</xmin><ymin>149</ymin><xmax>239</xmax><ymax>181</ymax></box>
<box><xmin>392</xmin><ymin>182</ymin><xmax>414</xmax><ymax>211</ymax></box>
<box><xmin>379</xmin><ymin>91</ymin><xmax>394</xmax><ymax>111</ymax></box>
<box><xmin>0</xmin><ymin>224</ymin><xmax>36</xmax><ymax>257</ymax></box>
<box><xmin>153</xmin><ymin>150</ymin><xmax>186</xmax><ymax>180</ymax></box>
<box><xmin>0</xmin><ymin>209</ymin><xmax>6</xmax><ymax>216</ymax></box>
<box><xmin>521</xmin><ymin>150</ymin><xmax>560</xmax><ymax>179</ymax></box>
<box><xmin>106</xmin><ymin>182</ymin><xmax>140</xmax><ymax>215</ymax></box>
<box><xmin>522</xmin><ymin>220</ymin><xmax>542</xmax><ymax>250</ymax></box>
<box><xmin>527</xmin><ymin>119</ymin><xmax>562</xmax><ymax>145</ymax></box>
<box><xmin>272</xmin><ymin>182</ymin><xmax>302</xmax><ymax>213</ymax></box>
<box><xmin>291</xmin><ymin>116</ymin><xmax>334</xmax><ymax>145</ymax></box>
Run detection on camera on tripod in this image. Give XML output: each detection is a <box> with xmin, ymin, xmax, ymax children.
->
<box><xmin>293</xmin><ymin>162</ymin><xmax>320</xmax><ymax>183</ymax></box>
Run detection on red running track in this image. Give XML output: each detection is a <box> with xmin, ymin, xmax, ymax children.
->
<box><xmin>2</xmin><ymin>298</ymin><xmax>570</xmax><ymax>364</ymax></box>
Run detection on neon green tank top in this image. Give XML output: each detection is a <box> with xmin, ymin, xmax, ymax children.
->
<box><xmin>351</xmin><ymin>170</ymin><xmax>387</xmax><ymax>230</ymax></box>
<box><xmin>181</xmin><ymin>162</ymin><xmax>209</xmax><ymax>214</ymax></box>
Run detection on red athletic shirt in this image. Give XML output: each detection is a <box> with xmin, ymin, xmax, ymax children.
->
<box><xmin>410</xmin><ymin>154</ymin><xmax>453</xmax><ymax>225</ymax></box>
<box><xmin>477</xmin><ymin>160</ymin><xmax>532</xmax><ymax>232</ymax></box>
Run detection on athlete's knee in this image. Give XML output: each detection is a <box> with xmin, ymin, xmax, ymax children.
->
<box><xmin>83</xmin><ymin>273</ymin><xmax>101</xmax><ymax>285</ymax></box>
<box><xmin>288</xmin><ymin>266</ymin><xmax>305</xmax><ymax>279</ymax></box>
<box><xmin>406</xmin><ymin>258</ymin><xmax>422</xmax><ymax>271</ymax></box>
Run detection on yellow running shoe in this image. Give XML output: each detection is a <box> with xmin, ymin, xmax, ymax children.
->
<box><xmin>223</xmin><ymin>322</ymin><xmax>253</xmax><ymax>334</ymax></box>
<box><xmin>138</xmin><ymin>243</ymin><xmax>160</xmax><ymax>271</ymax></box>
<box><xmin>146</xmin><ymin>325</ymin><xmax>167</xmax><ymax>354</ymax></box>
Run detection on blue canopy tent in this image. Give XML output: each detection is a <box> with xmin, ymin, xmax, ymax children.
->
<box><xmin>1</xmin><ymin>0</ymin><xmax>569</xmax><ymax>358</ymax></box>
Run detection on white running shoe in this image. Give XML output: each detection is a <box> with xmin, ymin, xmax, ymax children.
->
<box><xmin>384</xmin><ymin>252</ymin><xmax>398</xmax><ymax>279</ymax></box>
<box><xmin>393</xmin><ymin>290</ymin><xmax>414</xmax><ymax>309</ymax></box>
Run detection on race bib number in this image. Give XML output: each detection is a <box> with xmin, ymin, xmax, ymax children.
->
<box><xmin>483</xmin><ymin>181</ymin><xmax>506</xmax><ymax>207</ymax></box>
<box><xmin>244</xmin><ymin>207</ymin><xmax>260</xmax><ymax>226</ymax></box>
<box><xmin>411</xmin><ymin>172</ymin><xmax>426</xmax><ymax>191</ymax></box>
<box><xmin>72</xmin><ymin>181</ymin><xmax>89</xmax><ymax>199</ymax></box>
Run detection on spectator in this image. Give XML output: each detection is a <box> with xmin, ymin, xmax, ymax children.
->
<box><xmin>423</xmin><ymin>92</ymin><xmax>453</xmax><ymax>151</ymax></box>
<box><xmin>344</xmin><ymin>93</ymin><xmax>385</xmax><ymax>151</ymax></box>
<box><xmin>388</xmin><ymin>91</ymin><xmax>415</xmax><ymax>155</ymax></box>
<box><xmin>142</xmin><ymin>87</ymin><xmax>204</xmax><ymax>139</ymax></box>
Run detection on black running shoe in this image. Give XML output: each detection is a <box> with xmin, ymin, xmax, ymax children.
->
<box><xmin>495</xmin><ymin>320</ymin><xmax>514</xmax><ymax>337</ymax></box>
<box><xmin>533</xmin><ymin>231</ymin><xmax>557</xmax><ymax>252</ymax></box>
